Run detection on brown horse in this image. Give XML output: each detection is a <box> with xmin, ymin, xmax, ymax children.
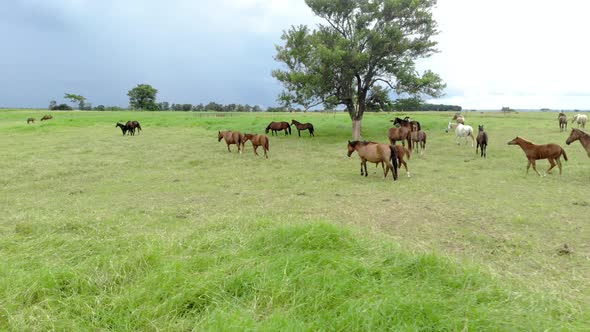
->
<box><xmin>40</xmin><ymin>115</ymin><xmax>53</xmax><ymax>121</ymax></box>
<box><xmin>27</xmin><ymin>117</ymin><xmax>35</xmax><ymax>124</ymax></box>
<box><xmin>565</xmin><ymin>128</ymin><xmax>590</xmax><ymax>157</ymax></box>
<box><xmin>265</xmin><ymin>121</ymin><xmax>291</xmax><ymax>136</ymax></box>
<box><xmin>291</xmin><ymin>119</ymin><xmax>315</xmax><ymax>137</ymax></box>
<box><xmin>218</xmin><ymin>130</ymin><xmax>244</xmax><ymax>153</ymax></box>
<box><xmin>558</xmin><ymin>112</ymin><xmax>567</xmax><ymax>132</ymax></box>
<box><xmin>388</xmin><ymin>118</ymin><xmax>412</xmax><ymax>150</ymax></box>
<box><xmin>116</xmin><ymin>122</ymin><xmax>129</xmax><ymax>135</ymax></box>
<box><xmin>125</xmin><ymin>121</ymin><xmax>142</xmax><ymax>135</ymax></box>
<box><xmin>476</xmin><ymin>125</ymin><xmax>488</xmax><ymax>158</ymax></box>
<box><xmin>243</xmin><ymin>133</ymin><xmax>270</xmax><ymax>158</ymax></box>
<box><xmin>392</xmin><ymin>117</ymin><xmax>421</xmax><ymax>131</ymax></box>
<box><xmin>508</xmin><ymin>136</ymin><xmax>567</xmax><ymax>176</ymax></box>
<box><xmin>375</xmin><ymin>143</ymin><xmax>412</xmax><ymax>177</ymax></box>
<box><xmin>347</xmin><ymin>141</ymin><xmax>398</xmax><ymax>181</ymax></box>
<box><xmin>452</xmin><ymin>113</ymin><xmax>465</xmax><ymax>124</ymax></box>
<box><xmin>410</xmin><ymin>122</ymin><xmax>427</xmax><ymax>155</ymax></box>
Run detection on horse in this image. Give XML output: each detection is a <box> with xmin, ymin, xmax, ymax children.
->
<box><xmin>410</xmin><ymin>122</ymin><xmax>427</xmax><ymax>155</ymax></box>
<box><xmin>218</xmin><ymin>130</ymin><xmax>244</xmax><ymax>153</ymax></box>
<box><xmin>40</xmin><ymin>115</ymin><xmax>53</xmax><ymax>121</ymax></box>
<box><xmin>115</xmin><ymin>122</ymin><xmax>129</xmax><ymax>135</ymax></box>
<box><xmin>448</xmin><ymin>122</ymin><xmax>475</xmax><ymax>146</ymax></box>
<box><xmin>374</xmin><ymin>143</ymin><xmax>412</xmax><ymax>177</ymax></box>
<box><xmin>507</xmin><ymin>136</ymin><xmax>567</xmax><ymax>176</ymax></box>
<box><xmin>243</xmin><ymin>133</ymin><xmax>270</xmax><ymax>158</ymax></box>
<box><xmin>452</xmin><ymin>113</ymin><xmax>465</xmax><ymax>124</ymax></box>
<box><xmin>388</xmin><ymin>118</ymin><xmax>412</xmax><ymax>150</ymax></box>
<box><xmin>558</xmin><ymin>112</ymin><xmax>567</xmax><ymax>132</ymax></box>
<box><xmin>571</xmin><ymin>114</ymin><xmax>587</xmax><ymax>128</ymax></box>
<box><xmin>265</xmin><ymin>121</ymin><xmax>291</xmax><ymax>136</ymax></box>
<box><xmin>391</xmin><ymin>117</ymin><xmax>421</xmax><ymax>131</ymax></box>
<box><xmin>125</xmin><ymin>121</ymin><xmax>142</xmax><ymax>135</ymax></box>
<box><xmin>565</xmin><ymin>128</ymin><xmax>590</xmax><ymax>157</ymax></box>
<box><xmin>445</xmin><ymin>122</ymin><xmax>458</xmax><ymax>133</ymax></box>
<box><xmin>347</xmin><ymin>141</ymin><xmax>398</xmax><ymax>181</ymax></box>
<box><xmin>26</xmin><ymin>117</ymin><xmax>35</xmax><ymax>124</ymax></box>
<box><xmin>476</xmin><ymin>125</ymin><xmax>488</xmax><ymax>158</ymax></box>
<box><xmin>291</xmin><ymin>119</ymin><xmax>315</xmax><ymax>137</ymax></box>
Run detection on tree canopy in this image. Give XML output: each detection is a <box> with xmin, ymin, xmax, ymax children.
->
<box><xmin>64</xmin><ymin>93</ymin><xmax>86</xmax><ymax>110</ymax></box>
<box><xmin>273</xmin><ymin>0</ymin><xmax>445</xmax><ymax>138</ymax></box>
<box><xmin>128</xmin><ymin>84</ymin><xmax>159</xmax><ymax>111</ymax></box>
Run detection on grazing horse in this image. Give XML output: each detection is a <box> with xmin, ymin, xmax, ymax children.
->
<box><xmin>125</xmin><ymin>121</ymin><xmax>142</xmax><ymax>135</ymax></box>
<box><xmin>476</xmin><ymin>125</ymin><xmax>488</xmax><ymax>158</ymax></box>
<box><xmin>452</xmin><ymin>113</ymin><xmax>465</xmax><ymax>124</ymax></box>
<box><xmin>218</xmin><ymin>130</ymin><xmax>245</xmax><ymax>153</ymax></box>
<box><xmin>40</xmin><ymin>115</ymin><xmax>53</xmax><ymax>121</ymax></box>
<box><xmin>565</xmin><ymin>128</ymin><xmax>590</xmax><ymax>157</ymax></box>
<box><xmin>572</xmin><ymin>114</ymin><xmax>588</xmax><ymax>128</ymax></box>
<box><xmin>26</xmin><ymin>117</ymin><xmax>35</xmax><ymax>124</ymax></box>
<box><xmin>347</xmin><ymin>141</ymin><xmax>398</xmax><ymax>181</ymax></box>
<box><xmin>448</xmin><ymin>122</ymin><xmax>475</xmax><ymax>146</ymax></box>
<box><xmin>558</xmin><ymin>112</ymin><xmax>567</xmax><ymax>132</ymax></box>
<box><xmin>265</xmin><ymin>121</ymin><xmax>291</xmax><ymax>136</ymax></box>
<box><xmin>508</xmin><ymin>136</ymin><xmax>567</xmax><ymax>176</ymax></box>
<box><xmin>115</xmin><ymin>122</ymin><xmax>129</xmax><ymax>135</ymax></box>
<box><xmin>291</xmin><ymin>119</ymin><xmax>315</xmax><ymax>137</ymax></box>
<box><xmin>243</xmin><ymin>133</ymin><xmax>270</xmax><ymax>158</ymax></box>
<box><xmin>392</xmin><ymin>117</ymin><xmax>421</xmax><ymax>131</ymax></box>
<box><xmin>410</xmin><ymin>122</ymin><xmax>427</xmax><ymax>155</ymax></box>
<box><xmin>388</xmin><ymin>118</ymin><xmax>412</xmax><ymax>150</ymax></box>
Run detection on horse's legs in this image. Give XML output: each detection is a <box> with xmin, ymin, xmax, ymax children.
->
<box><xmin>526</xmin><ymin>160</ymin><xmax>531</xmax><ymax>175</ymax></box>
<box><xmin>253</xmin><ymin>145</ymin><xmax>259</xmax><ymax>156</ymax></box>
<box><xmin>298</xmin><ymin>129</ymin><xmax>301</xmax><ymax>137</ymax></box>
<box><xmin>547</xmin><ymin>158</ymin><xmax>556</xmax><ymax>174</ymax></box>
<box><xmin>360</xmin><ymin>161</ymin><xmax>364</xmax><ymax>176</ymax></box>
<box><xmin>556</xmin><ymin>158</ymin><xmax>563</xmax><ymax>174</ymax></box>
<box><xmin>363</xmin><ymin>160</ymin><xmax>368</xmax><ymax>177</ymax></box>
<box><xmin>530</xmin><ymin>159</ymin><xmax>542</xmax><ymax>176</ymax></box>
<box><xmin>227</xmin><ymin>144</ymin><xmax>231</xmax><ymax>153</ymax></box>
<box><xmin>264</xmin><ymin>146</ymin><xmax>268</xmax><ymax>159</ymax></box>
<box><xmin>483</xmin><ymin>144</ymin><xmax>487</xmax><ymax>158</ymax></box>
<box><xmin>476</xmin><ymin>142</ymin><xmax>480</xmax><ymax>154</ymax></box>
<box><xmin>401</xmin><ymin>159</ymin><xmax>410</xmax><ymax>177</ymax></box>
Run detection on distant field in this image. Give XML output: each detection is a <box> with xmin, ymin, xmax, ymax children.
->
<box><xmin>1</xmin><ymin>109</ymin><xmax>589</xmax><ymax>330</ymax></box>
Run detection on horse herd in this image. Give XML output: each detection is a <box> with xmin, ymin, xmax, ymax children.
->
<box><xmin>115</xmin><ymin>121</ymin><xmax>142</xmax><ymax>136</ymax></box>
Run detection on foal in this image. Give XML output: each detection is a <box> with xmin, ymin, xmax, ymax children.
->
<box><xmin>410</xmin><ymin>122</ymin><xmax>426</xmax><ymax>154</ymax></box>
<box><xmin>218</xmin><ymin>130</ymin><xmax>245</xmax><ymax>153</ymax></box>
<box><xmin>243</xmin><ymin>133</ymin><xmax>269</xmax><ymax>158</ymax></box>
<box><xmin>116</xmin><ymin>122</ymin><xmax>129</xmax><ymax>135</ymax></box>
<box><xmin>476</xmin><ymin>125</ymin><xmax>488</xmax><ymax>158</ymax></box>
<box><xmin>508</xmin><ymin>136</ymin><xmax>567</xmax><ymax>176</ymax></box>
<box><xmin>565</xmin><ymin>128</ymin><xmax>590</xmax><ymax>157</ymax></box>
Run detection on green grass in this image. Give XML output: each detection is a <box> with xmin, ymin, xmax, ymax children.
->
<box><xmin>1</xmin><ymin>109</ymin><xmax>589</xmax><ymax>330</ymax></box>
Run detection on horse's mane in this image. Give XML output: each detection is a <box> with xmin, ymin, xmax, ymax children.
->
<box><xmin>516</xmin><ymin>136</ymin><xmax>534</xmax><ymax>144</ymax></box>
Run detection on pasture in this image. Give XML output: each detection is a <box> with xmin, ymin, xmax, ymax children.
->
<box><xmin>1</xmin><ymin>110</ymin><xmax>589</xmax><ymax>330</ymax></box>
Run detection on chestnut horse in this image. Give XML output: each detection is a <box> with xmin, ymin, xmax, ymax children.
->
<box><xmin>40</xmin><ymin>115</ymin><xmax>53</xmax><ymax>121</ymax></box>
<box><xmin>116</xmin><ymin>122</ymin><xmax>129</xmax><ymax>135</ymax></box>
<box><xmin>410</xmin><ymin>122</ymin><xmax>427</xmax><ymax>155</ymax></box>
<box><xmin>27</xmin><ymin>117</ymin><xmax>35</xmax><ymax>124</ymax></box>
<box><xmin>125</xmin><ymin>121</ymin><xmax>142</xmax><ymax>135</ymax></box>
<box><xmin>508</xmin><ymin>136</ymin><xmax>567</xmax><ymax>176</ymax></box>
<box><xmin>218</xmin><ymin>130</ymin><xmax>245</xmax><ymax>153</ymax></box>
<box><xmin>558</xmin><ymin>112</ymin><xmax>567</xmax><ymax>132</ymax></box>
<box><xmin>566</xmin><ymin>128</ymin><xmax>590</xmax><ymax>157</ymax></box>
<box><xmin>291</xmin><ymin>119</ymin><xmax>315</xmax><ymax>137</ymax></box>
<box><xmin>243</xmin><ymin>133</ymin><xmax>270</xmax><ymax>158</ymax></box>
<box><xmin>476</xmin><ymin>125</ymin><xmax>488</xmax><ymax>158</ymax></box>
<box><xmin>388</xmin><ymin>118</ymin><xmax>412</xmax><ymax>150</ymax></box>
<box><xmin>347</xmin><ymin>141</ymin><xmax>398</xmax><ymax>181</ymax></box>
<box><xmin>374</xmin><ymin>143</ymin><xmax>412</xmax><ymax>177</ymax></box>
<box><xmin>265</xmin><ymin>121</ymin><xmax>291</xmax><ymax>136</ymax></box>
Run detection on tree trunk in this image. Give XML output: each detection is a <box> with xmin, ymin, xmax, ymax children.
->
<box><xmin>352</xmin><ymin>118</ymin><xmax>362</xmax><ymax>140</ymax></box>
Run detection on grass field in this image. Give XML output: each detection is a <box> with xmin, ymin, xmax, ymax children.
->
<box><xmin>1</xmin><ymin>109</ymin><xmax>589</xmax><ymax>330</ymax></box>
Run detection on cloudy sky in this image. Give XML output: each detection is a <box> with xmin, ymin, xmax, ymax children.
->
<box><xmin>1</xmin><ymin>0</ymin><xmax>589</xmax><ymax>110</ymax></box>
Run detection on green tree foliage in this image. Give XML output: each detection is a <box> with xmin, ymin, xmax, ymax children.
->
<box><xmin>64</xmin><ymin>93</ymin><xmax>87</xmax><ymax>110</ymax></box>
<box><xmin>127</xmin><ymin>84</ymin><xmax>159</xmax><ymax>111</ymax></box>
<box><xmin>421</xmin><ymin>103</ymin><xmax>462</xmax><ymax>112</ymax></box>
<box><xmin>392</xmin><ymin>97</ymin><xmax>422</xmax><ymax>112</ymax></box>
<box><xmin>366</xmin><ymin>85</ymin><xmax>393</xmax><ymax>112</ymax></box>
<box><xmin>48</xmin><ymin>100</ymin><xmax>57</xmax><ymax>110</ymax></box>
<box><xmin>273</xmin><ymin>0</ymin><xmax>445</xmax><ymax>138</ymax></box>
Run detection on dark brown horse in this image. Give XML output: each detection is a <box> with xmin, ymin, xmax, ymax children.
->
<box><xmin>125</xmin><ymin>121</ymin><xmax>142</xmax><ymax>135</ymax></box>
<box><xmin>476</xmin><ymin>125</ymin><xmax>488</xmax><ymax>158</ymax></box>
<box><xmin>218</xmin><ymin>130</ymin><xmax>244</xmax><ymax>153</ymax></box>
<box><xmin>347</xmin><ymin>141</ymin><xmax>398</xmax><ymax>181</ymax></box>
<box><xmin>116</xmin><ymin>122</ymin><xmax>129</xmax><ymax>135</ymax></box>
<box><xmin>508</xmin><ymin>136</ymin><xmax>567</xmax><ymax>176</ymax></box>
<box><xmin>410</xmin><ymin>122</ymin><xmax>427</xmax><ymax>155</ymax></box>
<box><xmin>558</xmin><ymin>112</ymin><xmax>567</xmax><ymax>132</ymax></box>
<box><xmin>392</xmin><ymin>117</ymin><xmax>421</xmax><ymax>131</ymax></box>
<box><xmin>265</xmin><ymin>121</ymin><xmax>291</xmax><ymax>136</ymax></box>
<box><xmin>388</xmin><ymin>118</ymin><xmax>412</xmax><ymax>150</ymax></box>
<box><xmin>40</xmin><ymin>115</ymin><xmax>53</xmax><ymax>121</ymax></box>
<box><xmin>291</xmin><ymin>119</ymin><xmax>315</xmax><ymax>137</ymax></box>
<box><xmin>243</xmin><ymin>133</ymin><xmax>270</xmax><ymax>158</ymax></box>
<box><xmin>566</xmin><ymin>128</ymin><xmax>590</xmax><ymax>157</ymax></box>
<box><xmin>27</xmin><ymin>117</ymin><xmax>35</xmax><ymax>124</ymax></box>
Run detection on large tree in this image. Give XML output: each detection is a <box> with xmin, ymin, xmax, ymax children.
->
<box><xmin>273</xmin><ymin>0</ymin><xmax>445</xmax><ymax>139</ymax></box>
<box><xmin>64</xmin><ymin>93</ymin><xmax>86</xmax><ymax>110</ymax></box>
<box><xmin>127</xmin><ymin>84</ymin><xmax>159</xmax><ymax>111</ymax></box>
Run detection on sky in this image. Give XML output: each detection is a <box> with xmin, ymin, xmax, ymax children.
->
<box><xmin>1</xmin><ymin>0</ymin><xmax>589</xmax><ymax>110</ymax></box>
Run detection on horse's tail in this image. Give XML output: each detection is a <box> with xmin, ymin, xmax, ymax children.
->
<box><xmin>137</xmin><ymin>123</ymin><xmax>142</xmax><ymax>131</ymax></box>
<box><xmin>562</xmin><ymin>147</ymin><xmax>568</xmax><ymax>161</ymax></box>
<box><xmin>309</xmin><ymin>124</ymin><xmax>314</xmax><ymax>134</ymax></box>
<box><xmin>389</xmin><ymin>145</ymin><xmax>398</xmax><ymax>181</ymax></box>
<box><xmin>265</xmin><ymin>137</ymin><xmax>269</xmax><ymax>151</ymax></box>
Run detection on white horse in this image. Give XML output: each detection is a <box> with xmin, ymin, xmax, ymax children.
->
<box><xmin>572</xmin><ymin>114</ymin><xmax>587</xmax><ymax>128</ymax></box>
<box><xmin>448</xmin><ymin>122</ymin><xmax>474</xmax><ymax>146</ymax></box>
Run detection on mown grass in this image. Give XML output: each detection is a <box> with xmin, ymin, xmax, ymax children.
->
<box><xmin>1</xmin><ymin>109</ymin><xmax>589</xmax><ymax>330</ymax></box>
